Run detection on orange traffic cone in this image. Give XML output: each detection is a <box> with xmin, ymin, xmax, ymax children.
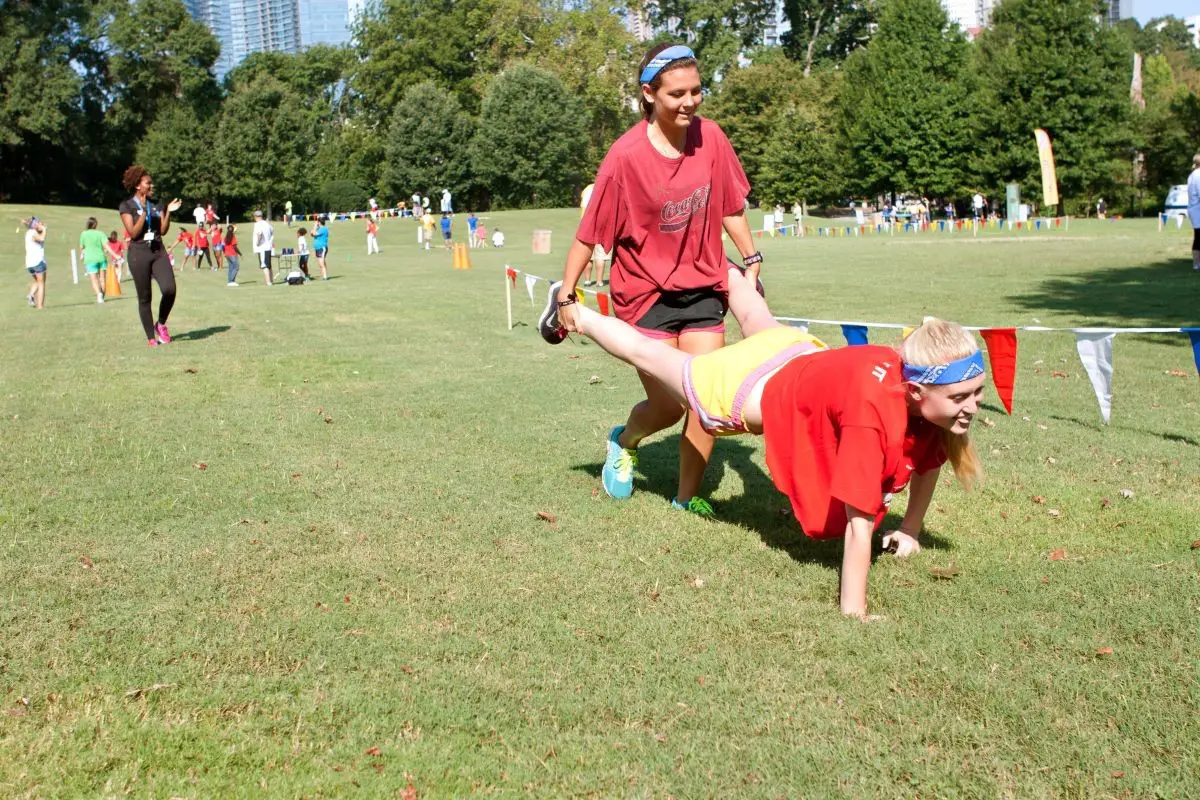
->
<box><xmin>452</xmin><ymin>243</ymin><xmax>472</xmax><ymax>270</ymax></box>
<box><xmin>104</xmin><ymin>264</ymin><xmax>122</xmax><ymax>297</ymax></box>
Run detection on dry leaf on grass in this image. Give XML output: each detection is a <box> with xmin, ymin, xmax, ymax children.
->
<box><xmin>980</xmin><ymin>417</ymin><xmax>996</xmax><ymax>427</ymax></box>
<box><xmin>364</xmin><ymin>746</ymin><xmax>382</xmax><ymax>756</ymax></box>
<box><xmin>688</xmin><ymin>576</ymin><xmax>704</xmax><ymax>589</ymax></box>
<box><xmin>1048</xmin><ymin>509</ymin><xmax>1061</xmax><ymax>518</ymax></box>
<box><xmin>78</xmin><ymin>555</ymin><xmax>94</xmax><ymax>569</ymax></box>
<box><xmin>1100</xmin><ymin>497</ymin><xmax>1112</xmax><ymax>508</ymax></box>
<box><xmin>324</xmin><ymin>417</ymin><xmax>333</xmax><ymax>424</ymax></box>
<box><xmin>929</xmin><ymin>563</ymin><xmax>961</xmax><ymax>580</ymax></box>
<box><xmin>400</xmin><ymin>783</ymin><xmax>418</xmax><ymax>800</ymax></box>
<box><xmin>567</xmin><ymin>354</ymin><xmax>581</xmax><ymax>360</ymax></box>
<box><xmin>587</xmin><ymin>375</ymin><xmax>602</xmax><ymax>384</ymax></box>
<box><xmin>1095</xmin><ymin>646</ymin><xmax>1113</xmax><ymax>656</ymax></box>
<box><xmin>193</xmin><ymin>462</ymin><xmax>207</xmax><ymax>471</ymax></box>
<box><xmin>184</xmin><ymin>367</ymin><xmax>198</xmax><ymax>374</ymax></box>
<box><xmin>1164</xmin><ymin>369</ymin><xmax>1187</xmax><ymax>377</ymax></box>
<box><xmin>1052</xmin><ymin>371</ymin><xmax>1068</xmax><ymax>378</ymax></box>
<box><xmin>124</xmin><ymin>683</ymin><xmax>174</xmax><ymax>699</ymax></box>
<box><xmin>1032</xmin><ymin>495</ymin><xmax>1046</xmax><ymax>504</ymax></box>
<box><xmin>400</xmin><ymin>665</ymin><xmax>414</xmax><ymax>674</ymax></box>
<box><xmin>536</xmin><ymin>511</ymin><xmax>557</xmax><ymax>524</ymax></box>
<box><xmin>1120</xmin><ymin>488</ymin><xmax>1133</xmax><ymax>499</ymax></box>
<box><xmin>1110</xmin><ymin>770</ymin><xmax>1125</xmax><ymax>778</ymax></box>
<box><xmin>1049</xmin><ymin>548</ymin><xmax>1067</xmax><ymax>561</ymax></box>
<box><xmin>1190</xmin><ymin>539</ymin><xmax>1200</xmax><ymax>550</ymax></box>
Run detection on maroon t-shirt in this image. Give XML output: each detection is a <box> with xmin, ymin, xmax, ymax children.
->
<box><xmin>575</xmin><ymin>117</ymin><xmax>750</xmax><ymax>324</ymax></box>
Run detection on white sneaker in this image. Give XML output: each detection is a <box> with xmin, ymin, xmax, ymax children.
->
<box><xmin>96</xmin><ymin>294</ymin><xmax>104</xmax><ymax>304</ymax></box>
<box><xmin>227</xmin><ymin>281</ymin><xmax>239</xmax><ymax>287</ymax></box>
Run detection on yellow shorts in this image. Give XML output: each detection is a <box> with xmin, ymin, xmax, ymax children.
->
<box><xmin>683</xmin><ymin>327</ymin><xmax>827</xmax><ymax>436</ymax></box>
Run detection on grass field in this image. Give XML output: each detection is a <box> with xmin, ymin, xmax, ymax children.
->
<box><xmin>1</xmin><ymin>204</ymin><xmax>1197</xmax><ymax>797</ymax></box>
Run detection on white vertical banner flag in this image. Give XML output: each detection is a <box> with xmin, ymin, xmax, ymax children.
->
<box><xmin>1075</xmin><ymin>331</ymin><xmax>1115</xmax><ymax>423</ymax></box>
<box><xmin>525</xmin><ymin>274</ymin><xmax>537</xmax><ymax>305</ymax></box>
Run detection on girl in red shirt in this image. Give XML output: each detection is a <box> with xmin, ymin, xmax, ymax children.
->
<box><xmin>210</xmin><ymin>222</ymin><xmax>225</xmax><ymax>272</ymax></box>
<box><xmin>542</xmin><ymin>268</ymin><xmax>986</xmax><ymax>619</ymax></box>
<box><xmin>551</xmin><ymin>42</ymin><xmax>761</xmax><ymax>516</ymax></box>
<box><xmin>107</xmin><ymin>231</ymin><xmax>126</xmax><ymax>281</ymax></box>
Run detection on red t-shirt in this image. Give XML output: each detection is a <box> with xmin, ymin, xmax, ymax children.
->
<box><xmin>211</xmin><ymin>229</ymin><xmax>224</xmax><ymax>246</ymax></box>
<box><xmin>575</xmin><ymin>117</ymin><xmax>750</xmax><ymax>324</ymax></box>
<box><xmin>195</xmin><ymin>229</ymin><xmax>209</xmax><ymax>247</ymax></box>
<box><xmin>225</xmin><ymin>233</ymin><xmax>237</xmax><ymax>251</ymax></box>
<box><xmin>367</xmin><ymin>221</ymin><xmax>378</xmax><ymax>235</ymax></box>
<box><xmin>109</xmin><ymin>240</ymin><xmax>125</xmax><ymax>258</ymax></box>
<box><xmin>205</xmin><ymin>206</ymin><xmax>216</xmax><ymax>223</ymax></box>
<box><xmin>175</xmin><ymin>231</ymin><xmax>193</xmax><ymax>247</ymax></box>
<box><xmin>760</xmin><ymin>345</ymin><xmax>948</xmax><ymax>539</ymax></box>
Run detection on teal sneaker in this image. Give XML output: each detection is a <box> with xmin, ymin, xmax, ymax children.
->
<box><xmin>602</xmin><ymin>425</ymin><xmax>637</xmax><ymax>499</ymax></box>
<box><xmin>671</xmin><ymin>497</ymin><xmax>715</xmax><ymax>518</ymax></box>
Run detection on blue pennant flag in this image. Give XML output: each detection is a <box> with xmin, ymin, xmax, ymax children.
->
<box><xmin>841</xmin><ymin>324</ymin><xmax>869</xmax><ymax>346</ymax></box>
<box><xmin>1185</xmin><ymin>328</ymin><xmax>1200</xmax><ymax>376</ymax></box>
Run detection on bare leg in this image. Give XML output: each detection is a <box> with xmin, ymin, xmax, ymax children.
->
<box><xmin>575</xmin><ymin>305</ymin><xmax>689</xmax><ymax>406</ymax></box>
<box><xmin>33</xmin><ymin>273</ymin><xmax>46</xmax><ymax>308</ymax></box>
<box><xmin>675</xmin><ymin>329</ymin><xmax>723</xmax><ymax>503</ymax></box>
<box><xmin>727</xmin><ymin>267</ymin><xmax>781</xmax><ymax>338</ymax></box>
<box><xmin>89</xmin><ymin>271</ymin><xmax>103</xmax><ymax>297</ymax></box>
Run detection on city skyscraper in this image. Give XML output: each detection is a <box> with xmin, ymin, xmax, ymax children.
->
<box><xmin>187</xmin><ymin>0</ymin><xmax>352</xmax><ymax>79</ymax></box>
<box><xmin>1105</xmin><ymin>0</ymin><xmax>1131</xmax><ymax>25</ymax></box>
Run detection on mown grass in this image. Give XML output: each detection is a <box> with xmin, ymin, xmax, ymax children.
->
<box><xmin>0</xmin><ymin>204</ymin><xmax>1197</xmax><ymax>797</ymax></box>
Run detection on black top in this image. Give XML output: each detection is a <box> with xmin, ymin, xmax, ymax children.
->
<box><xmin>118</xmin><ymin>195</ymin><xmax>164</xmax><ymax>243</ymax></box>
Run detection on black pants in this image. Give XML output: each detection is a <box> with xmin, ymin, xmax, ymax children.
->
<box><xmin>1192</xmin><ymin>227</ymin><xmax>1199</xmax><ymax>251</ymax></box>
<box><xmin>196</xmin><ymin>246</ymin><xmax>213</xmax><ymax>269</ymax></box>
<box><xmin>128</xmin><ymin>242</ymin><xmax>176</xmax><ymax>339</ymax></box>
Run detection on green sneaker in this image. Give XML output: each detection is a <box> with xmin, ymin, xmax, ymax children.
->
<box><xmin>671</xmin><ymin>497</ymin><xmax>715</xmax><ymax>518</ymax></box>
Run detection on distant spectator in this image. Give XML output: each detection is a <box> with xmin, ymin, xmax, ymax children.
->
<box><xmin>253</xmin><ymin>209</ymin><xmax>275</xmax><ymax>286</ymax></box>
<box><xmin>312</xmin><ymin>217</ymin><xmax>330</xmax><ymax>280</ymax></box>
<box><xmin>1188</xmin><ymin>153</ymin><xmax>1200</xmax><ymax>272</ymax></box>
<box><xmin>284</xmin><ymin>199</ymin><xmax>293</xmax><ymax>228</ymax></box>
<box><xmin>1097</xmin><ymin>197</ymin><xmax>1107</xmax><ymax>220</ymax></box>
<box><xmin>492</xmin><ymin>228</ymin><xmax>505</xmax><ymax>248</ymax></box>
<box><xmin>441</xmin><ymin>188</ymin><xmax>452</xmax><ymax>214</ymax></box>
<box><xmin>467</xmin><ymin>212</ymin><xmax>479</xmax><ymax>248</ymax></box>
<box><xmin>24</xmin><ymin>217</ymin><xmax>47</xmax><ymax>309</ymax></box>
<box><xmin>192</xmin><ymin>202</ymin><xmax>206</xmax><ymax>227</ymax></box>
<box><xmin>366</xmin><ymin>217</ymin><xmax>380</xmax><ymax>255</ymax></box>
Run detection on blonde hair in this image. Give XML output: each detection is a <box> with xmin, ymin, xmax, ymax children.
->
<box><xmin>901</xmin><ymin>317</ymin><xmax>983</xmax><ymax>490</ymax></box>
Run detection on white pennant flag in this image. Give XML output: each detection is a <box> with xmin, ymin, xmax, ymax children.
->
<box><xmin>1074</xmin><ymin>331</ymin><xmax>1115</xmax><ymax>424</ymax></box>
<box><xmin>525</xmin><ymin>274</ymin><xmax>537</xmax><ymax>306</ymax></box>
<box><xmin>784</xmin><ymin>319</ymin><xmax>810</xmax><ymax>332</ymax></box>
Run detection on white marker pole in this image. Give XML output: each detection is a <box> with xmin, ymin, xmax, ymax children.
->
<box><xmin>71</xmin><ymin>250</ymin><xmax>79</xmax><ymax>284</ymax></box>
<box><xmin>505</xmin><ymin>272</ymin><xmax>513</xmax><ymax>331</ymax></box>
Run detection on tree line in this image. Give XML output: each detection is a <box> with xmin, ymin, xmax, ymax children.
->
<box><xmin>1</xmin><ymin>0</ymin><xmax>1196</xmax><ymax>216</ymax></box>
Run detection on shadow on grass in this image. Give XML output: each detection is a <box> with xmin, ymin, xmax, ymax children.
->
<box><xmin>173</xmin><ymin>325</ymin><xmax>231</xmax><ymax>342</ymax></box>
<box><xmin>1007</xmin><ymin>258</ymin><xmax>1200</xmax><ymax>327</ymax></box>
<box><xmin>1047</xmin><ymin>414</ymin><xmax>1200</xmax><ymax>447</ymax></box>
<box><xmin>574</xmin><ymin>434</ymin><xmax>951</xmax><ymax>570</ymax></box>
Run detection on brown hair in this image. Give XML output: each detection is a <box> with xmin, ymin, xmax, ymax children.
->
<box><xmin>900</xmin><ymin>317</ymin><xmax>984</xmax><ymax>491</ymax></box>
<box><xmin>86</xmin><ymin>217</ymin><xmax>98</xmax><ymax>229</ymax></box>
<box><xmin>638</xmin><ymin>43</ymin><xmax>699</xmax><ymax>120</ymax></box>
<box><xmin>122</xmin><ymin>164</ymin><xmax>149</xmax><ymax>193</ymax></box>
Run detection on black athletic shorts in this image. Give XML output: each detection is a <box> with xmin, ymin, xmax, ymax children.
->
<box><xmin>632</xmin><ymin>288</ymin><xmax>727</xmax><ymax>338</ymax></box>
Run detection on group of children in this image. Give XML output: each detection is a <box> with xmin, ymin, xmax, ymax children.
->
<box><xmin>163</xmin><ymin>215</ymin><xmax>330</xmax><ymax>286</ymax></box>
<box><xmin>412</xmin><ymin>211</ymin><xmax>505</xmax><ymax>251</ymax></box>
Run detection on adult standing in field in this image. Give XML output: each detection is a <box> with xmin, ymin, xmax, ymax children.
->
<box><xmin>193</xmin><ymin>202</ymin><xmax>206</xmax><ymax>228</ymax></box>
<box><xmin>285</xmin><ymin>199</ymin><xmax>293</xmax><ymax>228</ymax></box>
<box><xmin>550</xmin><ymin>43</ymin><xmax>759</xmax><ymax>516</ymax></box>
<box><xmin>440</xmin><ymin>188</ymin><xmax>452</xmax><ymax>214</ymax></box>
<box><xmin>312</xmin><ymin>216</ymin><xmax>330</xmax><ymax>280</ymax></box>
<box><xmin>24</xmin><ymin>217</ymin><xmax>47</xmax><ymax>309</ymax></box>
<box><xmin>78</xmin><ymin>217</ymin><xmax>118</xmax><ymax>304</ymax></box>
<box><xmin>467</xmin><ymin>212</ymin><xmax>479</xmax><ymax>248</ymax></box>
<box><xmin>1188</xmin><ymin>153</ymin><xmax>1200</xmax><ymax>272</ymax></box>
<box><xmin>972</xmin><ymin>192</ymin><xmax>984</xmax><ymax>221</ymax></box>
<box><xmin>253</xmin><ymin>209</ymin><xmax>275</xmax><ymax>286</ymax></box>
<box><xmin>366</xmin><ymin>217</ymin><xmax>381</xmax><ymax>254</ymax></box>
<box><xmin>119</xmin><ymin>164</ymin><xmax>183</xmax><ymax>346</ymax></box>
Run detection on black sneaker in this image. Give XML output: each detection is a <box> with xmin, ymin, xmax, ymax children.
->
<box><xmin>538</xmin><ymin>281</ymin><xmax>568</xmax><ymax>345</ymax></box>
<box><xmin>727</xmin><ymin>256</ymin><xmax>765</xmax><ymax>297</ymax></box>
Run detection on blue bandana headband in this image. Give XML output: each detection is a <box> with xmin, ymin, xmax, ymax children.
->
<box><xmin>640</xmin><ymin>45</ymin><xmax>696</xmax><ymax>84</ymax></box>
<box><xmin>902</xmin><ymin>350</ymin><xmax>986</xmax><ymax>385</ymax></box>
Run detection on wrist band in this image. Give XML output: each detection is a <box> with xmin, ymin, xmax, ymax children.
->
<box><xmin>743</xmin><ymin>251</ymin><xmax>763</xmax><ymax>268</ymax></box>
<box><xmin>557</xmin><ymin>292</ymin><xmax>577</xmax><ymax>308</ymax></box>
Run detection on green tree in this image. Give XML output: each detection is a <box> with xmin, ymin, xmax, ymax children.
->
<box><xmin>135</xmin><ymin>103</ymin><xmax>219</xmax><ymax>202</ymax></box>
<box><xmin>646</xmin><ymin>0</ymin><xmax>779</xmax><ymax>83</ymax></box>
<box><xmin>973</xmin><ymin>0</ymin><xmax>1132</xmax><ymax>214</ymax></box>
<box><xmin>471</xmin><ymin>64</ymin><xmax>588</xmax><ymax>208</ymax></box>
<box><xmin>215</xmin><ymin>76</ymin><xmax>316</xmax><ymax>213</ymax></box>
<box><xmin>782</xmin><ymin>0</ymin><xmax>877</xmax><ymax>76</ymax></box>
<box><xmin>756</xmin><ymin>73</ymin><xmax>846</xmax><ymax>207</ymax></box>
<box><xmin>381</xmin><ymin>82</ymin><xmax>475</xmax><ymax>205</ymax></box>
<box><xmin>840</xmin><ymin>0</ymin><xmax>976</xmax><ymax>200</ymax></box>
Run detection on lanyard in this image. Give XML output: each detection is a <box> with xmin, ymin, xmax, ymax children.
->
<box><xmin>133</xmin><ymin>197</ymin><xmax>156</xmax><ymax>237</ymax></box>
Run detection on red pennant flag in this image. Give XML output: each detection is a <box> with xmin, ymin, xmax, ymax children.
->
<box><xmin>980</xmin><ymin>328</ymin><xmax>1018</xmax><ymax>414</ymax></box>
<box><xmin>597</xmin><ymin>292</ymin><xmax>610</xmax><ymax>316</ymax></box>
<box><xmin>505</xmin><ymin>267</ymin><xmax>517</xmax><ymax>287</ymax></box>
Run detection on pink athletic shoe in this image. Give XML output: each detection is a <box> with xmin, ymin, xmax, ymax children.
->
<box><xmin>155</xmin><ymin>323</ymin><xmax>171</xmax><ymax>344</ymax></box>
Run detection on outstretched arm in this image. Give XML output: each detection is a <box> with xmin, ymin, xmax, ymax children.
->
<box><xmin>840</xmin><ymin>505</ymin><xmax>874</xmax><ymax>618</ymax></box>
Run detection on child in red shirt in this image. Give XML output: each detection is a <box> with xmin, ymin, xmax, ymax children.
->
<box><xmin>554</xmin><ymin>42</ymin><xmax>762</xmax><ymax>515</ymax></box>
<box><xmin>107</xmin><ymin>231</ymin><xmax>126</xmax><ymax>280</ymax></box>
<box><xmin>543</xmin><ymin>267</ymin><xmax>986</xmax><ymax>619</ymax></box>
<box><xmin>210</xmin><ymin>222</ymin><xmax>224</xmax><ymax>271</ymax></box>
<box><xmin>194</xmin><ymin>225</ymin><xmax>212</xmax><ymax>270</ymax></box>
<box><xmin>170</xmin><ymin>228</ymin><xmax>195</xmax><ymax>270</ymax></box>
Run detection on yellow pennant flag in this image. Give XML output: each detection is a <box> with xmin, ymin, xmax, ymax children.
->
<box><xmin>1034</xmin><ymin>129</ymin><xmax>1059</xmax><ymax>207</ymax></box>
<box><xmin>576</xmin><ymin>288</ymin><xmax>587</xmax><ymax>306</ymax></box>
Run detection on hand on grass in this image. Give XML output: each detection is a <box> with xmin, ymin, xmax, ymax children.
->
<box><xmin>882</xmin><ymin>530</ymin><xmax>921</xmax><ymax>558</ymax></box>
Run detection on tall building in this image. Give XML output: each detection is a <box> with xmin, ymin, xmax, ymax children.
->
<box><xmin>1186</xmin><ymin>15</ymin><xmax>1200</xmax><ymax>48</ymax></box>
<box><xmin>1104</xmin><ymin>0</ymin><xmax>1131</xmax><ymax>25</ymax></box>
<box><xmin>187</xmin><ymin>0</ymin><xmax>352</xmax><ymax>79</ymax></box>
<box><xmin>941</xmin><ymin>0</ymin><xmax>994</xmax><ymax>37</ymax></box>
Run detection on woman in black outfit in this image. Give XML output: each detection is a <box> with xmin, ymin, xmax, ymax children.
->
<box><xmin>118</xmin><ymin>165</ymin><xmax>183</xmax><ymax>346</ymax></box>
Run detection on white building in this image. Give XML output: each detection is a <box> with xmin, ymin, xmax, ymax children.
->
<box><xmin>941</xmin><ymin>0</ymin><xmax>994</xmax><ymax>38</ymax></box>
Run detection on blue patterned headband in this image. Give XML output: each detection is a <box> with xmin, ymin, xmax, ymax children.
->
<box><xmin>902</xmin><ymin>351</ymin><xmax>986</xmax><ymax>385</ymax></box>
<box><xmin>640</xmin><ymin>46</ymin><xmax>696</xmax><ymax>84</ymax></box>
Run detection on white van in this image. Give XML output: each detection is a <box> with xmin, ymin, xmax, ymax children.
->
<box><xmin>1163</xmin><ymin>184</ymin><xmax>1187</xmax><ymax>220</ymax></box>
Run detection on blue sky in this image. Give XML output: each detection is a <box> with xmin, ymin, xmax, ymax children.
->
<box><xmin>1135</xmin><ymin>1</ymin><xmax>1200</xmax><ymax>23</ymax></box>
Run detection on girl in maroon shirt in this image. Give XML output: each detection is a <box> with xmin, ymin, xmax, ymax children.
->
<box><xmin>551</xmin><ymin>43</ymin><xmax>762</xmax><ymax>516</ymax></box>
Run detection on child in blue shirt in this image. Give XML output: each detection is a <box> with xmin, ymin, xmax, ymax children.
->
<box><xmin>440</xmin><ymin>213</ymin><xmax>452</xmax><ymax>249</ymax></box>
<box><xmin>311</xmin><ymin>217</ymin><xmax>330</xmax><ymax>280</ymax></box>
